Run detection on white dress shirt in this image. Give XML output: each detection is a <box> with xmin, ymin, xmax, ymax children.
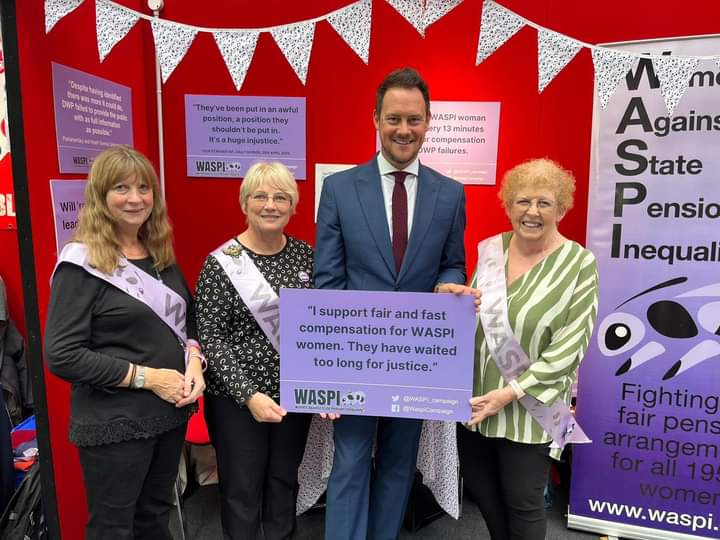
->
<box><xmin>376</xmin><ymin>153</ymin><xmax>418</xmax><ymax>241</ymax></box>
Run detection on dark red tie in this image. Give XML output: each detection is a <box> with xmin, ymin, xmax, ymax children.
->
<box><xmin>391</xmin><ymin>171</ymin><xmax>408</xmax><ymax>273</ymax></box>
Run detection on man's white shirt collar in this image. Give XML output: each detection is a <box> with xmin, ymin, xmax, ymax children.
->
<box><xmin>377</xmin><ymin>153</ymin><xmax>420</xmax><ymax>178</ymax></box>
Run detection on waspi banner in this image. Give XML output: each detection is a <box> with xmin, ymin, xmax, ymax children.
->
<box><xmin>569</xmin><ymin>37</ymin><xmax>720</xmax><ymax>539</ymax></box>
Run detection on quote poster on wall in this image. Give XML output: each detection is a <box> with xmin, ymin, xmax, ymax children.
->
<box><xmin>376</xmin><ymin>101</ymin><xmax>500</xmax><ymax>185</ymax></box>
<box><xmin>51</xmin><ymin>63</ymin><xmax>133</xmax><ymax>174</ymax></box>
<box><xmin>185</xmin><ymin>95</ymin><xmax>306</xmax><ymax>179</ymax></box>
<box><xmin>50</xmin><ymin>179</ymin><xmax>86</xmax><ymax>255</ymax></box>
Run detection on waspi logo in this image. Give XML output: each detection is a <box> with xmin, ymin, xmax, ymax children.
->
<box><xmin>293</xmin><ymin>389</ymin><xmax>366</xmax><ymax>411</ymax></box>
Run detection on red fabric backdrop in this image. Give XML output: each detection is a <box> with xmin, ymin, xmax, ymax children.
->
<box><xmin>6</xmin><ymin>1</ymin><xmax>720</xmax><ymax>537</ymax></box>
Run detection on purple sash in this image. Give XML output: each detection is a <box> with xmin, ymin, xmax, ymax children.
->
<box><xmin>476</xmin><ymin>234</ymin><xmax>590</xmax><ymax>449</ymax></box>
<box><xmin>54</xmin><ymin>243</ymin><xmax>188</xmax><ymax>344</ymax></box>
<box><xmin>211</xmin><ymin>239</ymin><xmax>280</xmax><ymax>353</ymax></box>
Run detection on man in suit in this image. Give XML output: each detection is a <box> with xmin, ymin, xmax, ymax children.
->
<box><xmin>314</xmin><ymin>67</ymin><xmax>477</xmax><ymax>540</ymax></box>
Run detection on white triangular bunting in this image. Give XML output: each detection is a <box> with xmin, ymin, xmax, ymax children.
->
<box><xmin>45</xmin><ymin>0</ymin><xmax>83</xmax><ymax>33</ymax></box>
<box><xmin>476</xmin><ymin>0</ymin><xmax>525</xmax><ymax>65</ymax></box>
<box><xmin>653</xmin><ymin>55</ymin><xmax>700</xmax><ymax>115</ymax></box>
<box><xmin>270</xmin><ymin>22</ymin><xmax>316</xmax><ymax>84</ymax></box>
<box><xmin>95</xmin><ymin>0</ymin><xmax>139</xmax><ymax>62</ymax></box>
<box><xmin>213</xmin><ymin>31</ymin><xmax>259</xmax><ymax>91</ymax></box>
<box><xmin>150</xmin><ymin>18</ymin><xmax>197</xmax><ymax>83</ymax></box>
<box><xmin>327</xmin><ymin>0</ymin><xmax>372</xmax><ymax>64</ymax></box>
<box><xmin>386</xmin><ymin>0</ymin><xmax>424</xmax><ymax>36</ymax></box>
<box><xmin>537</xmin><ymin>29</ymin><xmax>582</xmax><ymax>92</ymax></box>
<box><xmin>422</xmin><ymin>0</ymin><xmax>463</xmax><ymax>33</ymax></box>
<box><xmin>591</xmin><ymin>48</ymin><xmax>637</xmax><ymax>109</ymax></box>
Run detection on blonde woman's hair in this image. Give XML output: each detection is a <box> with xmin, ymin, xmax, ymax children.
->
<box><xmin>73</xmin><ymin>145</ymin><xmax>175</xmax><ymax>274</ymax></box>
<box><xmin>239</xmin><ymin>162</ymin><xmax>299</xmax><ymax>212</ymax></box>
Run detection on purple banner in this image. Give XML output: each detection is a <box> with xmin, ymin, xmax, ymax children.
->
<box><xmin>569</xmin><ymin>37</ymin><xmax>720</xmax><ymax>539</ymax></box>
<box><xmin>279</xmin><ymin>289</ymin><xmax>475</xmax><ymax>421</ymax></box>
<box><xmin>50</xmin><ymin>179</ymin><xmax>86</xmax><ymax>255</ymax></box>
<box><xmin>185</xmin><ymin>95</ymin><xmax>306</xmax><ymax>179</ymax></box>
<box><xmin>51</xmin><ymin>63</ymin><xmax>133</xmax><ymax>173</ymax></box>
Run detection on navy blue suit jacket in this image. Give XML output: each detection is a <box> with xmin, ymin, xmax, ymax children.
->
<box><xmin>314</xmin><ymin>157</ymin><xmax>466</xmax><ymax>292</ymax></box>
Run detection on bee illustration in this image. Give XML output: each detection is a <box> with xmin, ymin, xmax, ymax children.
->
<box><xmin>341</xmin><ymin>391</ymin><xmax>366</xmax><ymax>407</ymax></box>
<box><xmin>114</xmin><ymin>264</ymin><xmax>145</xmax><ymax>297</ymax></box>
<box><xmin>597</xmin><ymin>276</ymin><xmax>720</xmax><ymax>380</ymax></box>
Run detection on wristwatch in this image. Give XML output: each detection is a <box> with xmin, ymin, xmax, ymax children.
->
<box><xmin>132</xmin><ymin>366</ymin><xmax>146</xmax><ymax>389</ymax></box>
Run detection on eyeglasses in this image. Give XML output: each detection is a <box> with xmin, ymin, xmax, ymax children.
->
<box><xmin>249</xmin><ymin>192</ymin><xmax>292</xmax><ymax>206</ymax></box>
<box><xmin>513</xmin><ymin>197</ymin><xmax>556</xmax><ymax>210</ymax></box>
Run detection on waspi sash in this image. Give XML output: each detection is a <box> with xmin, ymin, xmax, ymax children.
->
<box><xmin>54</xmin><ymin>242</ymin><xmax>188</xmax><ymax>344</ymax></box>
<box><xmin>476</xmin><ymin>235</ymin><xmax>589</xmax><ymax>449</ymax></box>
<box><xmin>211</xmin><ymin>239</ymin><xmax>280</xmax><ymax>353</ymax></box>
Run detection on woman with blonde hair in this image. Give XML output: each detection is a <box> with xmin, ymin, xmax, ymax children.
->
<box><xmin>45</xmin><ymin>145</ymin><xmax>205</xmax><ymax>540</ymax></box>
<box><xmin>459</xmin><ymin>158</ymin><xmax>599</xmax><ymax>540</ymax></box>
<box><xmin>196</xmin><ymin>161</ymin><xmax>313</xmax><ymax>539</ymax></box>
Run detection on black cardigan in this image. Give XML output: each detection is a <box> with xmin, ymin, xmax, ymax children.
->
<box><xmin>45</xmin><ymin>257</ymin><xmax>198</xmax><ymax>446</ymax></box>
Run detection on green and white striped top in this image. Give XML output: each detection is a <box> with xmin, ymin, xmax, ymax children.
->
<box><xmin>467</xmin><ymin>232</ymin><xmax>599</xmax><ymax>456</ymax></box>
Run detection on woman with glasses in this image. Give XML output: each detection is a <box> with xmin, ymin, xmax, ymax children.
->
<box><xmin>457</xmin><ymin>158</ymin><xmax>599</xmax><ymax>540</ymax></box>
<box><xmin>195</xmin><ymin>162</ymin><xmax>312</xmax><ymax>539</ymax></box>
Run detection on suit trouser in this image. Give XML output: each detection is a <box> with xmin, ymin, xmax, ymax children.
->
<box><xmin>77</xmin><ymin>423</ymin><xmax>186</xmax><ymax>540</ymax></box>
<box><xmin>204</xmin><ymin>393</ymin><xmax>311</xmax><ymax>540</ymax></box>
<box><xmin>325</xmin><ymin>415</ymin><xmax>422</xmax><ymax>540</ymax></box>
<box><xmin>457</xmin><ymin>426</ymin><xmax>551</xmax><ymax>540</ymax></box>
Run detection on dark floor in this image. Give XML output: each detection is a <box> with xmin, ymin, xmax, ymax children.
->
<box><xmin>172</xmin><ymin>478</ymin><xmax>602</xmax><ymax>540</ymax></box>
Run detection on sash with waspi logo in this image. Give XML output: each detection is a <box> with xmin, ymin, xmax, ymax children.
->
<box><xmin>54</xmin><ymin>242</ymin><xmax>188</xmax><ymax>344</ymax></box>
<box><xmin>211</xmin><ymin>239</ymin><xmax>280</xmax><ymax>353</ymax></box>
<box><xmin>476</xmin><ymin>234</ymin><xmax>590</xmax><ymax>449</ymax></box>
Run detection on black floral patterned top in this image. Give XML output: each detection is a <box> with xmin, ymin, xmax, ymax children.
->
<box><xmin>195</xmin><ymin>236</ymin><xmax>313</xmax><ymax>405</ymax></box>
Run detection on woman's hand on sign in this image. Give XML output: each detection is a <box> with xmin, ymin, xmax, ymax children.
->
<box><xmin>319</xmin><ymin>413</ymin><xmax>341</xmax><ymax>420</ymax></box>
<box><xmin>468</xmin><ymin>387</ymin><xmax>516</xmax><ymax>426</ymax></box>
<box><xmin>247</xmin><ymin>392</ymin><xmax>287</xmax><ymax>423</ymax></box>
<box><xmin>434</xmin><ymin>283</ymin><xmax>482</xmax><ymax>312</ymax></box>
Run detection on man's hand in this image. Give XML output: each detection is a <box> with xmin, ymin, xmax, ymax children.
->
<box><xmin>246</xmin><ymin>393</ymin><xmax>287</xmax><ymax>423</ymax></box>
<box><xmin>468</xmin><ymin>386</ymin><xmax>516</xmax><ymax>426</ymax></box>
<box><xmin>435</xmin><ymin>283</ymin><xmax>481</xmax><ymax>312</ymax></box>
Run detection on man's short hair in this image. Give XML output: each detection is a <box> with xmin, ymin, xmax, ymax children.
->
<box><xmin>375</xmin><ymin>67</ymin><xmax>430</xmax><ymax>117</ymax></box>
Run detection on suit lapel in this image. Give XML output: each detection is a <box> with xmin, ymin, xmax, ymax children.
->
<box><xmin>355</xmin><ymin>160</ymin><xmax>396</xmax><ymax>277</ymax></box>
<box><xmin>399</xmin><ymin>165</ymin><xmax>439</xmax><ymax>281</ymax></box>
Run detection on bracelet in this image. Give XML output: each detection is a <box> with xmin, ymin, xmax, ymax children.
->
<box><xmin>185</xmin><ymin>339</ymin><xmax>207</xmax><ymax>371</ymax></box>
<box><xmin>189</xmin><ymin>353</ymin><xmax>207</xmax><ymax>372</ymax></box>
<box><xmin>129</xmin><ymin>364</ymin><xmax>137</xmax><ymax>388</ymax></box>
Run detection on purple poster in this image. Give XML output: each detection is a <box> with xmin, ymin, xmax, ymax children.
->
<box><xmin>51</xmin><ymin>63</ymin><xmax>133</xmax><ymax>173</ymax></box>
<box><xmin>185</xmin><ymin>95</ymin><xmax>306</xmax><ymax>179</ymax></box>
<box><xmin>569</xmin><ymin>37</ymin><xmax>720</xmax><ymax>539</ymax></box>
<box><xmin>50</xmin><ymin>179</ymin><xmax>86</xmax><ymax>255</ymax></box>
<box><xmin>279</xmin><ymin>289</ymin><xmax>475</xmax><ymax>421</ymax></box>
